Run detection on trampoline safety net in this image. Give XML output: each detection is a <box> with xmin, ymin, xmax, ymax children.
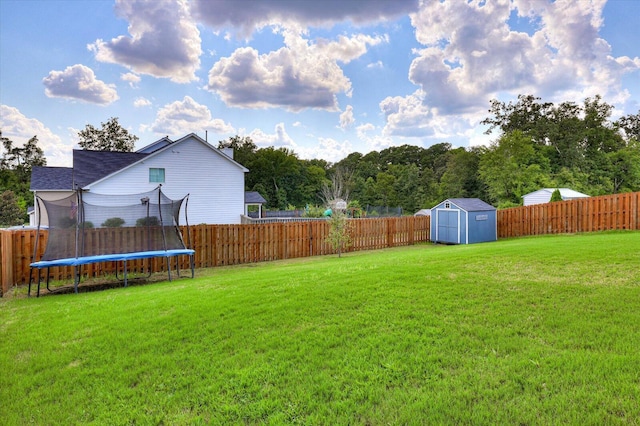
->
<box><xmin>36</xmin><ymin>186</ymin><xmax>190</xmax><ymax>261</ymax></box>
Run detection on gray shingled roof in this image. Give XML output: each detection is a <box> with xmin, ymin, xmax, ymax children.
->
<box><xmin>137</xmin><ymin>136</ymin><xmax>173</xmax><ymax>154</ymax></box>
<box><xmin>30</xmin><ymin>166</ymin><xmax>73</xmax><ymax>190</ymax></box>
<box><xmin>448</xmin><ymin>198</ymin><xmax>496</xmax><ymax>211</ymax></box>
<box><xmin>245</xmin><ymin>191</ymin><xmax>267</xmax><ymax>204</ymax></box>
<box><xmin>73</xmin><ymin>150</ymin><xmax>148</xmax><ymax>188</ymax></box>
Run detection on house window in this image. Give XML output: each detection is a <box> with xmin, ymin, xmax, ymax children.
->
<box><xmin>149</xmin><ymin>168</ymin><xmax>165</xmax><ymax>183</ymax></box>
<box><xmin>445</xmin><ymin>202</ymin><xmax>451</xmax><ymax>209</ymax></box>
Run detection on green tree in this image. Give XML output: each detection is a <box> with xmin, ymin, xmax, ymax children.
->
<box><xmin>549</xmin><ymin>189</ymin><xmax>563</xmax><ymax>202</ymax></box>
<box><xmin>1</xmin><ymin>133</ymin><xmax>46</xmax><ymax>181</ymax></box>
<box><xmin>439</xmin><ymin>147</ymin><xmax>486</xmax><ymax>200</ymax></box>
<box><xmin>249</xmin><ymin>147</ymin><xmax>300</xmax><ymax>209</ymax></box>
<box><xmin>479</xmin><ymin>131</ymin><xmax>551</xmax><ymax>207</ymax></box>
<box><xmin>1</xmin><ymin>131</ymin><xmax>46</xmax><ymax>219</ymax></box>
<box><xmin>78</xmin><ymin>117</ymin><xmax>138</xmax><ymax>152</ymax></box>
<box><xmin>325</xmin><ymin>210</ymin><xmax>352</xmax><ymax>258</ymax></box>
<box><xmin>321</xmin><ymin>169</ymin><xmax>352</xmax><ymax>258</ymax></box>
<box><xmin>217</xmin><ymin>135</ymin><xmax>257</xmax><ymax>169</ymax></box>
<box><xmin>0</xmin><ymin>190</ymin><xmax>24</xmax><ymax>226</ymax></box>
<box><xmin>606</xmin><ymin>142</ymin><xmax>640</xmax><ymax>193</ymax></box>
<box><xmin>617</xmin><ymin>111</ymin><xmax>640</xmax><ymax>142</ymax></box>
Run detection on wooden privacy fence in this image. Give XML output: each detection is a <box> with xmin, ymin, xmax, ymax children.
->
<box><xmin>497</xmin><ymin>191</ymin><xmax>640</xmax><ymax>238</ymax></box>
<box><xmin>0</xmin><ymin>216</ymin><xmax>430</xmax><ymax>295</ymax></box>
<box><xmin>3</xmin><ymin>191</ymin><xmax>639</xmax><ymax>296</ymax></box>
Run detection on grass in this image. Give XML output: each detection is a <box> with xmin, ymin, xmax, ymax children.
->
<box><xmin>1</xmin><ymin>231</ymin><xmax>640</xmax><ymax>424</ymax></box>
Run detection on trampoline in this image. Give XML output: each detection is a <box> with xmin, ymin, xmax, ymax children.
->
<box><xmin>29</xmin><ymin>185</ymin><xmax>195</xmax><ymax>296</ymax></box>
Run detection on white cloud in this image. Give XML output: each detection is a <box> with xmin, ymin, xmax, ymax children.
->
<box><xmin>379</xmin><ymin>91</ymin><xmax>435</xmax><ymax>137</ymax></box>
<box><xmin>356</xmin><ymin>122</ymin><xmax>395</xmax><ymax>152</ymax></box>
<box><xmin>89</xmin><ymin>0</ymin><xmax>201</xmax><ymax>83</ymax></box>
<box><xmin>406</xmin><ymin>0</ymin><xmax>640</xmax><ymax>118</ymax></box>
<box><xmin>206</xmin><ymin>28</ymin><xmax>385</xmax><ymax>111</ymax></box>
<box><xmin>339</xmin><ymin>105</ymin><xmax>355</xmax><ymax>129</ymax></box>
<box><xmin>248</xmin><ymin>123</ymin><xmax>296</xmax><ymax>149</ymax></box>
<box><xmin>149</xmin><ymin>96</ymin><xmax>234</xmax><ymax>136</ymax></box>
<box><xmin>42</xmin><ymin>64</ymin><xmax>118</xmax><ymax>105</ymax></box>
<box><xmin>367</xmin><ymin>60</ymin><xmax>384</xmax><ymax>69</ymax></box>
<box><xmin>298</xmin><ymin>137</ymin><xmax>353</xmax><ymax>163</ymax></box>
<box><xmin>121</xmin><ymin>72</ymin><xmax>141</xmax><ymax>87</ymax></box>
<box><xmin>191</xmin><ymin>0</ymin><xmax>419</xmax><ymax>37</ymax></box>
<box><xmin>0</xmin><ymin>105</ymin><xmax>72</xmax><ymax>167</ymax></box>
<box><xmin>133</xmin><ymin>97</ymin><xmax>152</xmax><ymax>108</ymax></box>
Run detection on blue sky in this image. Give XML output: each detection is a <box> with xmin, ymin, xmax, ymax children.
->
<box><xmin>1</xmin><ymin>0</ymin><xmax>639</xmax><ymax>167</ymax></box>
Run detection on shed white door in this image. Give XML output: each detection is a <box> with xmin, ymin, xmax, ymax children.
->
<box><xmin>437</xmin><ymin>209</ymin><xmax>459</xmax><ymax>244</ymax></box>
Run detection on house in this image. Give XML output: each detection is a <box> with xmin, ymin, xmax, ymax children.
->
<box><xmin>31</xmin><ymin>133</ymin><xmax>249</xmax><ymax>225</ymax></box>
<box><xmin>522</xmin><ymin>188</ymin><xmax>590</xmax><ymax>206</ymax></box>
<box><xmin>430</xmin><ymin>198</ymin><xmax>497</xmax><ymax>244</ymax></box>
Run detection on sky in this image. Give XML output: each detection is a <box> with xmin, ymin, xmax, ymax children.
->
<box><xmin>1</xmin><ymin>0</ymin><xmax>639</xmax><ymax>167</ymax></box>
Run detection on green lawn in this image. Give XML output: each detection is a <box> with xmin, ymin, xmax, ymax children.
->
<box><xmin>1</xmin><ymin>232</ymin><xmax>640</xmax><ymax>424</ymax></box>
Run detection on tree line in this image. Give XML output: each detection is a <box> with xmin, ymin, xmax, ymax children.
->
<box><xmin>1</xmin><ymin>96</ymin><xmax>639</xmax><ymax>226</ymax></box>
<box><xmin>222</xmin><ymin>95</ymin><xmax>639</xmax><ymax>211</ymax></box>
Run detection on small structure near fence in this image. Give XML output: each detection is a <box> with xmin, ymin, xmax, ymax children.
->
<box><xmin>431</xmin><ymin>198</ymin><xmax>497</xmax><ymax>244</ymax></box>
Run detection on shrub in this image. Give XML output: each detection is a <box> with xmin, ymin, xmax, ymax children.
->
<box><xmin>56</xmin><ymin>217</ymin><xmax>76</xmax><ymax>228</ymax></box>
<box><xmin>550</xmin><ymin>189</ymin><xmax>563</xmax><ymax>202</ymax></box>
<box><xmin>101</xmin><ymin>217</ymin><xmax>125</xmax><ymax>228</ymax></box>
<box><xmin>303</xmin><ymin>205</ymin><xmax>326</xmax><ymax>218</ymax></box>
<box><xmin>136</xmin><ymin>216</ymin><xmax>159</xmax><ymax>227</ymax></box>
<box><xmin>55</xmin><ymin>218</ymin><xmax>94</xmax><ymax>228</ymax></box>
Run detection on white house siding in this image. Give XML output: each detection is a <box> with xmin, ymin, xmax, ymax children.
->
<box><xmin>86</xmin><ymin>136</ymin><xmax>246</xmax><ymax>224</ymax></box>
<box><xmin>33</xmin><ymin>190</ymin><xmax>75</xmax><ymax>226</ymax></box>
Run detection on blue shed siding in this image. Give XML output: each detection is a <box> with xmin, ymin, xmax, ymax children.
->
<box><xmin>467</xmin><ymin>210</ymin><xmax>497</xmax><ymax>243</ymax></box>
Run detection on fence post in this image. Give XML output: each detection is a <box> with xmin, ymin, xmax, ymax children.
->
<box><xmin>1</xmin><ymin>230</ymin><xmax>15</xmax><ymax>296</ymax></box>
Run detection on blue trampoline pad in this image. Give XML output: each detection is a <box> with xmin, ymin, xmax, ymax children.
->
<box><xmin>31</xmin><ymin>249</ymin><xmax>195</xmax><ymax>269</ymax></box>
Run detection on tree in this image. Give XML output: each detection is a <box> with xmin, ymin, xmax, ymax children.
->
<box><xmin>218</xmin><ymin>135</ymin><xmax>257</xmax><ymax>168</ymax></box>
<box><xmin>248</xmin><ymin>147</ymin><xmax>301</xmax><ymax>209</ymax></box>
<box><xmin>617</xmin><ymin>111</ymin><xmax>640</xmax><ymax>142</ymax></box>
<box><xmin>77</xmin><ymin>117</ymin><xmax>138</xmax><ymax>152</ymax></box>
<box><xmin>549</xmin><ymin>189</ymin><xmax>563</xmax><ymax>202</ymax></box>
<box><xmin>479</xmin><ymin>131</ymin><xmax>551</xmax><ymax>207</ymax></box>
<box><xmin>1</xmin><ymin>131</ymin><xmax>46</xmax><ymax>220</ymax></box>
<box><xmin>321</xmin><ymin>168</ymin><xmax>352</xmax><ymax>258</ymax></box>
<box><xmin>325</xmin><ymin>210</ymin><xmax>352</xmax><ymax>258</ymax></box>
<box><xmin>0</xmin><ymin>190</ymin><xmax>24</xmax><ymax>226</ymax></box>
<box><xmin>439</xmin><ymin>147</ymin><xmax>486</xmax><ymax>200</ymax></box>
<box><xmin>1</xmin><ymin>132</ymin><xmax>46</xmax><ymax>179</ymax></box>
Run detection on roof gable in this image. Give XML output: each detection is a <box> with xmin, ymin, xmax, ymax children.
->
<box><xmin>435</xmin><ymin>198</ymin><xmax>496</xmax><ymax>212</ymax></box>
<box><xmin>137</xmin><ymin>136</ymin><xmax>173</xmax><ymax>154</ymax></box>
<box><xmin>245</xmin><ymin>191</ymin><xmax>266</xmax><ymax>204</ymax></box>
<box><xmin>83</xmin><ymin>133</ymin><xmax>248</xmax><ymax>189</ymax></box>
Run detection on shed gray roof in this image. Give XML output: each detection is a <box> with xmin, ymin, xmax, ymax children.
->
<box><xmin>446</xmin><ymin>198</ymin><xmax>496</xmax><ymax>211</ymax></box>
<box><xmin>245</xmin><ymin>191</ymin><xmax>267</xmax><ymax>204</ymax></box>
<box><xmin>73</xmin><ymin>150</ymin><xmax>148</xmax><ymax>188</ymax></box>
<box><xmin>30</xmin><ymin>166</ymin><xmax>73</xmax><ymax>190</ymax></box>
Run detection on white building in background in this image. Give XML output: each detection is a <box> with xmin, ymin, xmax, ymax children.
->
<box><xmin>31</xmin><ymin>133</ymin><xmax>250</xmax><ymax>225</ymax></box>
<box><xmin>522</xmin><ymin>188</ymin><xmax>590</xmax><ymax>206</ymax></box>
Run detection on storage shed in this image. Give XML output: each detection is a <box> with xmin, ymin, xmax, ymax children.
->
<box><xmin>430</xmin><ymin>198</ymin><xmax>497</xmax><ymax>244</ymax></box>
